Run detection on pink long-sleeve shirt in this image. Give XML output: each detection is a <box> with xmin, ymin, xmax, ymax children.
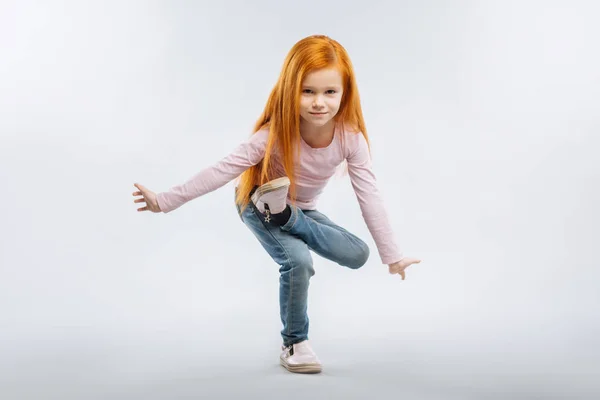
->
<box><xmin>156</xmin><ymin>124</ymin><xmax>404</xmax><ymax>265</ymax></box>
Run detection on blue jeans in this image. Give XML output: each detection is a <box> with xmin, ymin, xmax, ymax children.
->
<box><xmin>235</xmin><ymin>188</ymin><xmax>370</xmax><ymax>347</ymax></box>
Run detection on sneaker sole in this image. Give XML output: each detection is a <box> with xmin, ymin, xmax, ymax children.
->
<box><xmin>251</xmin><ymin>177</ymin><xmax>291</xmax><ymax>204</ymax></box>
<box><xmin>280</xmin><ymin>357</ymin><xmax>322</xmax><ymax>374</ymax></box>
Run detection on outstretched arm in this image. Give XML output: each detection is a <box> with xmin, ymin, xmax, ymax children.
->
<box><xmin>133</xmin><ymin>129</ymin><xmax>269</xmax><ymax>213</ymax></box>
<box><xmin>346</xmin><ymin>132</ymin><xmax>421</xmax><ymax>278</ymax></box>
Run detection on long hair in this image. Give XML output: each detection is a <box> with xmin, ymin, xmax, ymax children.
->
<box><xmin>235</xmin><ymin>34</ymin><xmax>370</xmax><ymax>212</ymax></box>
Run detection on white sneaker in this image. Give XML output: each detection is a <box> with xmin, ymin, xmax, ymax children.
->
<box><xmin>251</xmin><ymin>177</ymin><xmax>290</xmax><ymax>223</ymax></box>
<box><xmin>280</xmin><ymin>340</ymin><xmax>322</xmax><ymax>374</ymax></box>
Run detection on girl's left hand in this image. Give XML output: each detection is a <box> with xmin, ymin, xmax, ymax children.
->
<box><xmin>388</xmin><ymin>257</ymin><xmax>421</xmax><ymax>280</ymax></box>
<box><xmin>132</xmin><ymin>183</ymin><xmax>161</xmax><ymax>213</ymax></box>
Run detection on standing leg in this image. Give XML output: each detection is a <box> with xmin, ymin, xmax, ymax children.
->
<box><xmin>240</xmin><ymin>202</ymin><xmax>315</xmax><ymax>347</ymax></box>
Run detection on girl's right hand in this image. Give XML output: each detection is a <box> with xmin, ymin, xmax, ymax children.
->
<box><xmin>132</xmin><ymin>183</ymin><xmax>161</xmax><ymax>213</ymax></box>
<box><xmin>388</xmin><ymin>257</ymin><xmax>421</xmax><ymax>280</ymax></box>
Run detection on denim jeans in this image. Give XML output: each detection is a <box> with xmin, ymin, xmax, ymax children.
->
<box><xmin>235</xmin><ymin>187</ymin><xmax>370</xmax><ymax>347</ymax></box>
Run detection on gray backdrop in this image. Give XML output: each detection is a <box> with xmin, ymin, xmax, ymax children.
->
<box><xmin>1</xmin><ymin>0</ymin><xmax>598</xmax><ymax>399</ymax></box>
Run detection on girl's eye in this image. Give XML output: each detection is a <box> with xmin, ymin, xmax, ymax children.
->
<box><xmin>302</xmin><ymin>89</ymin><xmax>336</xmax><ymax>94</ymax></box>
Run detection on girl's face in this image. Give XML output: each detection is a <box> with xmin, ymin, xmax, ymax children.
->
<box><xmin>299</xmin><ymin>68</ymin><xmax>344</xmax><ymax>128</ymax></box>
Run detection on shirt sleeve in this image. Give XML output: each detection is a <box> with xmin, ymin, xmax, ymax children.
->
<box><xmin>156</xmin><ymin>129</ymin><xmax>269</xmax><ymax>213</ymax></box>
<box><xmin>346</xmin><ymin>132</ymin><xmax>404</xmax><ymax>265</ymax></box>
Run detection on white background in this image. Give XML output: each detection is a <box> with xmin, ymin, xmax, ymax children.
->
<box><xmin>1</xmin><ymin>1</ymin><xmax>598</xmax><ymax>399</ymax></box>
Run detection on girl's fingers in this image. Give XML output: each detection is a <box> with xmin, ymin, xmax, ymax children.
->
<box><xmin>134</xmin><ymin>198</ymin><xmax>146</xmax><ymax>203</ymax></box>
<box><xmin>138</xmin><ymin>206</ymin><xmax>148</xmax><ymax>212</ymax></box>
<box><xmin>132</xmin><ymin>191</ymin><xmax>142</xmax><ymax>196</ymax></box>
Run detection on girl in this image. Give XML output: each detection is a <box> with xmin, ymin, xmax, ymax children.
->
<box><xmin>132</xmin><ymin>34</ymin><xmax>421</xmax><ymax>374</ymax></box>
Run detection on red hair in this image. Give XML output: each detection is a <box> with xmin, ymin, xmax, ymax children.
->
<box><xmin>235</xmin><ymin>34</ymin><xmax>370</xmax><ymax>212</ymax></box>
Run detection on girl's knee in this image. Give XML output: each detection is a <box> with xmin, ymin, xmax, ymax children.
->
<box><xmin>344</xmin><ymin>243</ymin><xmax>370</xmax><ymax>269</ymax></box>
